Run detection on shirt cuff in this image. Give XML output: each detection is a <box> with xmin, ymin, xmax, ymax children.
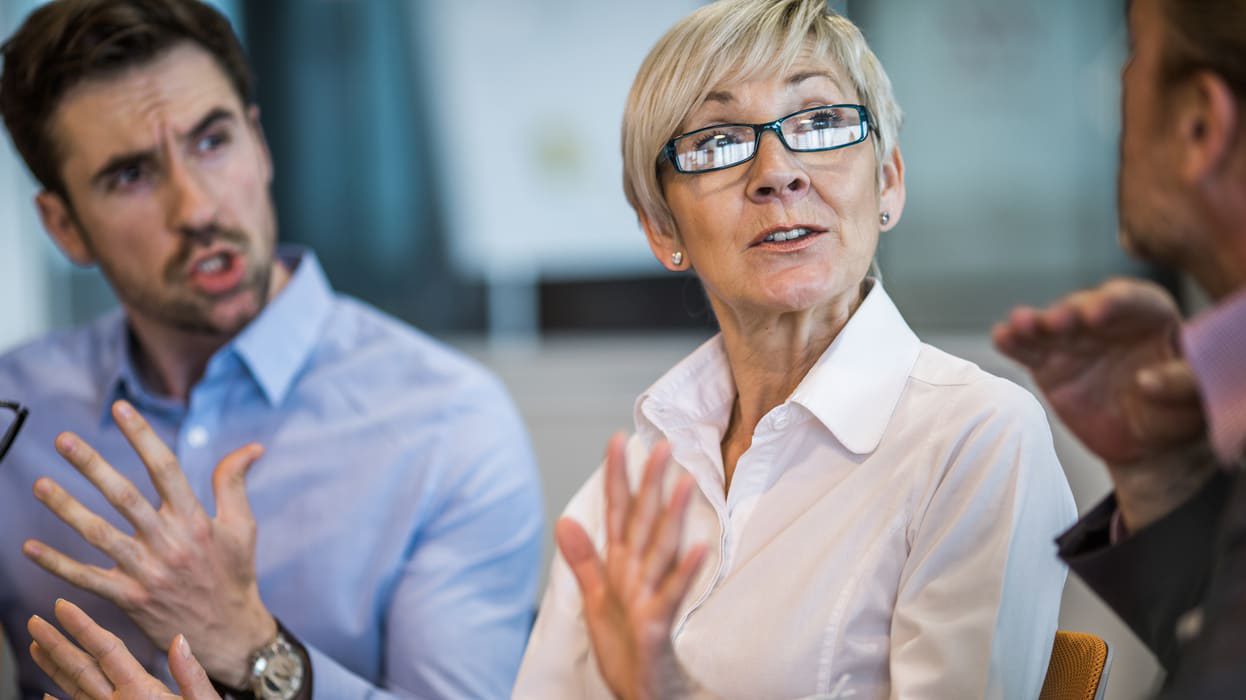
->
<box><xmin>211</xmin><ymin>618</ymin><xmax>313</xmax><ymax>700</ymax></box>
<box><xmin>1109</xmin><ymin>507</ymin><xmax>1129</xmax><ymax>544</ymax></box>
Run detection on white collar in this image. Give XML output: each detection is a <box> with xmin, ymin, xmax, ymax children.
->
<box><xmin>634</xmin><ymin>280</ymin><xmax>921</xmax><ymax>456</ymax></box>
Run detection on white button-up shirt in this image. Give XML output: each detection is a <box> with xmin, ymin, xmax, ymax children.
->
<box><xmin>515</xmin><ymin>283</ymin><xmax>1076</xmax><ymax>699</ymax></box>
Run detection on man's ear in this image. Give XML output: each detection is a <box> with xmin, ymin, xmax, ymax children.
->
<box><xmin>246</xmin><ymin>104</ymin><xmax>274</xmax><ymax>185</ymax></box>
<box><xmin>878</xmin><ymin>145</ymin><xmax>906</xmax><ymax>232</ymax></box>
<box><xmin>35</xmin><ymin>190</ymin><xmax>95</xmax><ymax>266</ymax></box>
<box><xmin>1177</xmin><ymin>71</ymin><xmax>1239</xmax><ymax>184</ymax></box>
<box><xmin>640</xmin><ymin>213</ymin><xmax>688</xmax><ymax>271</ymax></box>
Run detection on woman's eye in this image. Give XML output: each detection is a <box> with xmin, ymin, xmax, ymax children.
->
<box><xmin>694</xmin><ymin>132</ymin><xmax>739</xmax><ymax>150</ymax></box>
<box><xmin>806</xmin><ymin>110</ymin><xmax>844</xmax><ymax>130</ymax></box>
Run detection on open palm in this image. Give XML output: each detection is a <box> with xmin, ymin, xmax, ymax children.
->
<box><xmin>994</xmin><ymin>278</ymin><xmax>1204</xmax><ymax>465</ymax></box>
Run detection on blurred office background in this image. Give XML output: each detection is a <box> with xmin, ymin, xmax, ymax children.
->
<box><xmin>0</xmin><ymin>0</ymin><xmax>1162</xmax><ymax>697</ymax></box>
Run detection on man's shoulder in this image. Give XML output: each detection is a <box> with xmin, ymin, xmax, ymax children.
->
<box><xmin>0</xmin><ymin>312</ymin><xmax>121</xmax><ymax>393</ymax></box>
<box><xmin>308</xmin><ymin>295</ymin><xmax>513</xmax><ymax>411</ymax></box>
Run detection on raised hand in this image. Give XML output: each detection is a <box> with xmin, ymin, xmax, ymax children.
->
<box><xmin>28</xmin><ymin>598</ymin><xmax>218</xmax><ymax>700</ymax></box>
<box><xmin>555</xmin><ymin>434</ymin><xmax>712</xmax><ymax>700</ymax></box>
<box><xmin>23</xmin><ymin>400</ymin><xmax>274</xmax><ymax>688</ymax></box>
<box><xmin>993</xmin><ymin>278</ymin><xmax>1204</xmax><ymax>465</ymax></box>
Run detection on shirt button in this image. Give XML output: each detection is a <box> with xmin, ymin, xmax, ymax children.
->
<box><xmin>186</xmin><ymin>426</ymin><xmax>209</xmax><ymax>448</ymax></box>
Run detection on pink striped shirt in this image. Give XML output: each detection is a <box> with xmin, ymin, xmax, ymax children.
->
<box><xmin>1182</xmin><ymin>287</ymin><xmax>1246</xmax><ymax>465</ymax></box>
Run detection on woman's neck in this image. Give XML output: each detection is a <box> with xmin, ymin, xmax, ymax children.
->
<box><xmin>713</xmin><ymin>286</ymin><xmax>866</xmax><ymax>490</ymax></box>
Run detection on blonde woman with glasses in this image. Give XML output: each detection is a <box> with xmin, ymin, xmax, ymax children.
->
<box><xmin>514</xmin><ymin>1</ymin><xmax>1076</xmax><ymax>698</ymax></box>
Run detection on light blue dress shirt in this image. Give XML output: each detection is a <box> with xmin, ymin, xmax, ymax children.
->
<box><xmin>0</xmin><ymin>248</ymin><xmax>544</xmax><ymax>699</ymax></box>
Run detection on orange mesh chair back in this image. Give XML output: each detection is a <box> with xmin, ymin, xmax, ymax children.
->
<box><xmin>1040</xmin><ymin>630</ymin><xmax>1112</xmax><ymax>700</ymax></box>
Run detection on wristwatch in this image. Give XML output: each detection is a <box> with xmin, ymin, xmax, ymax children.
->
<box><xmin>245</xmin><ymin>628</ymin><xmax>306</xmax><ymax>700</ymax></box>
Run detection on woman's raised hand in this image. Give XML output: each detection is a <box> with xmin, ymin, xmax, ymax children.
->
<box><xmin>554</xmin><ymin>434</ymin><xmax>713</xmax><ymax>700</ymax></box>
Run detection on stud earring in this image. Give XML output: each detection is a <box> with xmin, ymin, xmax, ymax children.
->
<box><xmin>880</xmin><ymin>212</ymin><xmax>891</xmax><ymax>226</ymax></box>
<box><xmin>671</xmin><ymin>251</ymin><xmax>684</xmax><ymax>266</ymax></box>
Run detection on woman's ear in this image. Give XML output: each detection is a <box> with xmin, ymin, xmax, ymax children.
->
<box><xmin>878</xmin><ymin>145</ymin><xmax>906</xmax><ymax>232</ymax></box>
<box><xmin>36</xmin><ymin>190</ymin><xmax>95</xmax><ymax>266</ymax></box>
<box><xmin>641</xmin><ymin>213</ymin><xmax>688</xmax><ymax>271</ymax></box>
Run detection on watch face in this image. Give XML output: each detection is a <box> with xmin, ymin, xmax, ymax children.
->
<box><xmin>253</xmin><ymin>637</ymin><xmax>304</xmax><ymax>700</ymax></box>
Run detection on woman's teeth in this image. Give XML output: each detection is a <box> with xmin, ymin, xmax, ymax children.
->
<box><xmin>763</xmin><ymin>228</ymin><xmax>812</xmax><ymax>243</ymax></box>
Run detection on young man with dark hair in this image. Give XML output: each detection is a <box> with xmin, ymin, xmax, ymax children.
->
<box><xmin>0</xmin><ymin>1</ymin><xmax>543</xmax><ymax>698</ymax></box>
<box><xmin>996</xmin><ymin>0</ymin><xmax>1246</xmax><ymax>695</ymax></box>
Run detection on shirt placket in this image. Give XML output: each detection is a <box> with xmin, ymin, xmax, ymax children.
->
<box><xmin>177</xmin><ymin>354</ymin><xmax>235</xmax><ymax>508</ymax></box>
<box><xmin>670</xmin><ymin>409</ymin><xmax>786</xmax><ymax>637</ymax></box>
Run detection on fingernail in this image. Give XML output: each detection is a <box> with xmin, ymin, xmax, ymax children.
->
<box><xmin>177</xmin><ymin>635</ymin><xmax>192</xmax><ymax>659</ymax></box>
<box><xmin>115</xmin><ymin>401</ymin><xmax>135</xmax><ymax>419</ymax></box>
<box><xmin>22</xmin><ymin>541</ymin><xmax>41</xmax><ymax>557</ymax></box>
<box><xmin>56</xmin><ymin>434</ymin><xmax>76</xmax><ymax>455</ymax></box>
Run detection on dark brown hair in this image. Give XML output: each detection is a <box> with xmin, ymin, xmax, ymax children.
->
<box><xmin>0</xmin><ymin>0</ymin><xmax>253</xmax><ymax>197</ymax></box>
<box><xmin>1157</xmin><ymin>0</ymin><xmax>1246</xmax><ymax>103</ymax></box>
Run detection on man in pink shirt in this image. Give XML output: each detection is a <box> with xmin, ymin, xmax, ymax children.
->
<box><xmin>995</xmin><ymin>0</ymin><xmax>1246</xmax><ymax>696</ymax></box>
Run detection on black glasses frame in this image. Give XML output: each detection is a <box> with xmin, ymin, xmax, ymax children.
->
<box><xmin>0</xmin><ymin>401</ymin><xmax>28</xmax><ymax>464</ymax></box>
<box><xmin>661</xmin><ymin>103</ymin><xmax>874</xmax><ymax>174</ymax></box>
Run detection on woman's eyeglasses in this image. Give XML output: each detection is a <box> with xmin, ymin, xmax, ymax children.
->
<box><xmin>0</xmin><ymin>401</ymin><xmax>28</xmax><ymax>463</ymax></box>
<box><xmin>660</xmin><ymin>103</ymin><xmax>873</xmax><ymax>174</ymax></box>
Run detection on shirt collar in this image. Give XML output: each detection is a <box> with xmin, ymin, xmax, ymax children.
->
<box><xmin>231</xmin><ymin>246</ymin><xmax>334</xmax><ymax>406</ymax></box>
<box><xmin>634</xmin><ymin>280</ymin><xmax>921</xmax><ymax>456</ymax></box>
<box><xmin>99</xmin><ymin>246</ymin><xmax>334</xmax><ymax>420</ymax></box>
<box><xmin>633</xmin><ymin>334</ymin><xmax>735</xmax><ymax>442</ymax></box>
<box><xmin>1181</xmin><ymin>286</ymin><xmax>1246</xmax><ymax>463</ymax></box>
<box><xmin>788</xmin><ymin>281</ymin><xmax>921</xmax><ymax>454</ymax></box>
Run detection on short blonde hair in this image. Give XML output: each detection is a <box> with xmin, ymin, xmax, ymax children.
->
<box><xmin>622</xmin><ymin>0</ymin><xmax>902</xmax><ymax>234</ymax></box>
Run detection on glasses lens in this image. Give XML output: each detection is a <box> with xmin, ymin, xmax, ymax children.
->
<box><xmin>782</xmin><ymin>106</ymin><xmax>865</xmax><ymax>151</ymax></box>
<box><xmin>673</xmin><ymin>126</ymin><xmax>756</xmax><ymax>172</ymax></box>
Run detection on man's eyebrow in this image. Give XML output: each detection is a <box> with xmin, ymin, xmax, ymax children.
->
<box><xmin>91</xmin><ymin>149</ymin><xmax>156</xmax><ymax>188</ymax></box>
<box><xmin>182</xmin><ymin>107</ymin><xmax>236</xmax><ymax>141</ymax></box>
<box><xmin>88</xmin><ymin>108</ymin><xmax>238</xmax><ymax>188</ymax></box>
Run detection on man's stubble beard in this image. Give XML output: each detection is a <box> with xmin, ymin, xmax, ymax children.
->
<box><xmin>92</xmin><ymin>225</ymin><xmax>276</xmax><ymax>339</ymax></box>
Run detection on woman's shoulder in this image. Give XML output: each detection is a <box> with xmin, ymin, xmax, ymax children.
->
<box><xmin>903</xmin><ymin>341</ymin><xmax>1049</xmax><ymax>432</ymax></box>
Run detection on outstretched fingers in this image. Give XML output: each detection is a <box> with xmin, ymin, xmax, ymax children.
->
<box><xmin>657</xmin><ymin>544</ymin><xmax>709</xmax><ymax>618</ymax></box>
<box><xmin>28</xmin><ymin>613</ymin><xmax>111</xmax><ymax>700</ymax></box>
<box><xmin>639</xmin><ymin>475</ymin><xmax>696</xmax><ymax>590</ymax></box>
<box><xmin>624</xmin><ymin>442</ymin><xmax>673</xmax><ymax>553</ymax></box>
<box><xmin>111</xmin><ymin>401</ymin><xmax>202</xmax><ymax>517</ymax></box>
<box><xmin>52</xmin><ymin>432</ymin><xmax>161</xmax><ymax>536</ymax></box>
<box><xmin>54</xmin><ymin>598</ymin><xmax>153</xmax><ymax>689</ymax></box>
<box><xmin>603</xmin><ymin>433</ymin><xmax>631</xmax><ymax>548</ymax></box>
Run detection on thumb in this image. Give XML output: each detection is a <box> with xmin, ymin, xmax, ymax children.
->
<box><xmin>212</xmin><ymin>443</ymin><xmax>264</xmax><ymax>525</ymax></box>
<box><xmin>168</xmin><ymin>635</ymin><xmax>222</xmax><ymax>700</ymax></box>
<box><xmin>555</xmin><ymin>517</ymin><xmax>605</xmax><ymax>599</ymax></box>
